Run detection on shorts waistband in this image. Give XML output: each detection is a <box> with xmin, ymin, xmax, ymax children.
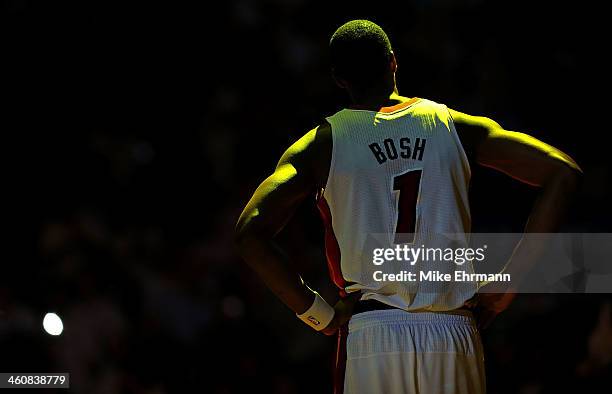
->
<box><xmin>349</xmin><ymin>308</ymin><xmax>475</xmax><ymax>332</ymax></box>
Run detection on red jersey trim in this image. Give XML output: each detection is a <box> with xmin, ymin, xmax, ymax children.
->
<box><xmin>379</xmin><ymin>97</ymin><xmax>420</xmax><ymax>113</ymax></box>
<box><xmin>349</xmin><ymin>97</ymin><xmax>420</xmax><ymax>114</ymax></box>
<box><xmin>316</xmin><ymin>192</ymin><xmax>347</xmax><ymax>298</ymax></box>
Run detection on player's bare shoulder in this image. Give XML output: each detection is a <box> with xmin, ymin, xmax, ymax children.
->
<box><xmin>448</xmin><ymin>108</ymin><xmax>501</xmax><ymax>163</ymax></box>
<box><xmin>278</xmin><ymin>121</ymin><xmax>332</xmax><ymax>191</ymax></box>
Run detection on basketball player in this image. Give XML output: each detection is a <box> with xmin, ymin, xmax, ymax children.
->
<box><xmin>235</xmin><ymin>20</ymin><xmax>581</xmax><ymax>394</ymax></box>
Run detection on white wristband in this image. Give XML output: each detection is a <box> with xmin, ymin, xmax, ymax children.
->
<box><xmin>297</xmin><ymin>291</ymin><xmax>335</xmax><ymax>331</ymax></box>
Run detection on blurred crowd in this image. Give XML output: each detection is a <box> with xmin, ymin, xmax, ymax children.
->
<box><xmin>3</xmin><ymin>0</ymin><xmax>612</xmax><ymax>393</ymax></box>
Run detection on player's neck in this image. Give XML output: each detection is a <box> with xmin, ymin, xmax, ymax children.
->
<box><xmin>349</xmin><ymin>89</ymin><xmax>409</xmax><ymax>111</ymax></box>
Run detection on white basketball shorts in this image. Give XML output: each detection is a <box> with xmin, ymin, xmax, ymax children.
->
<box><xmin>337</xmin><ymin>309</ymin><xmax>486</xmax><ymax>394</ymax></box>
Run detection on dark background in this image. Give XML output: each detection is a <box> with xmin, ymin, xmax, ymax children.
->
<box><xmin>3</xmin><ymin>0</ymin><xmax>612</xmax><ymax>393</ymax></box>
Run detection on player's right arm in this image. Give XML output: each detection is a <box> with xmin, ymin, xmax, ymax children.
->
<box><xmin>449</xmin><ymin>109</ymin><xmax>582</xmax><ymax>326</ymax></box>
<box><xmin>234</xmin><ymin>122</ymin><xmax>356</xmax><ymax>334</ymax></box>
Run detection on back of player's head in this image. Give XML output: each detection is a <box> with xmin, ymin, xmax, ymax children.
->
<box><xmin>330</xmin><ymin>20</ymin><xmax>393</xmax><ymax>88</ymax></box>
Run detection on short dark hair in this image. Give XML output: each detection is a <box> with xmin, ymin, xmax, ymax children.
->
<box><xmin>330</xmin><ymin>20</ymin><xmax>393</xmax><ymax>87</ymax></box>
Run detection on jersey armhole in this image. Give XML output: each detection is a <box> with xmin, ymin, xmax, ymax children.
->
<box><xmin>446</xmin><ymin>106</ymin><xmax>472</xmax><ymax>180</ymax></box>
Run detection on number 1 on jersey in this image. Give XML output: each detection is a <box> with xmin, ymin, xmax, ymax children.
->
<box><xmin>393</xmin><ymin>169</ymin><xmax>422</xmax><ymax>244</ymax></box>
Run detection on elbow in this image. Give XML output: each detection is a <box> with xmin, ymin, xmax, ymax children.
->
<box><xmin>234</xmin><ymin>219</ymin><xmax>267</xmax><ymax>259</ymax></box>
<box><xmin>234</xmin><ymin>222</ymin><xmax>252</xmax><ymax>257</ymax></box>
<box><xmin>552</xmin><ymin>162</ymin><xmax>583</xmax><ymax>192</ymax></box>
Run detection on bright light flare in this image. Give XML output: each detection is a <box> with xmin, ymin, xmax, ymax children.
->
<box><xmin>42</xmin><ymin>312</ymin><xmax>63</xmax><ymax>336</ymax></box>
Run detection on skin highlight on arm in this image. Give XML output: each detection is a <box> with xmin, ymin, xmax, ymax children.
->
<box><xmin>450</xmin><ymin>108</ymin><xmax>582</xmax><ymax>328</ymax></box>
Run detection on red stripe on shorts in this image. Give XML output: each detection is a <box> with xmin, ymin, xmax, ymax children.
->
<box><xmin>333</xmin><ymin>323</ymin><xmax>349</xmax><ymax>394</ymax></box>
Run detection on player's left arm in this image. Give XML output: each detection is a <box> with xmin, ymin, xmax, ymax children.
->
<box><xmin>235</xmin><ymin>122</ymin><xmax>353</xmax><ymax>334</ymax></box>
<box><xmin>449</xmin><ymin>108</ymin><xmax>583</xmax><ymax>327</ymax></box>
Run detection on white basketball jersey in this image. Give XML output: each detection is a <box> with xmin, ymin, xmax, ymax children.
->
<box><xmin>318</xmin><ymin>98</ymin><xmax>475</xmax><ymax>311</ymax></box>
